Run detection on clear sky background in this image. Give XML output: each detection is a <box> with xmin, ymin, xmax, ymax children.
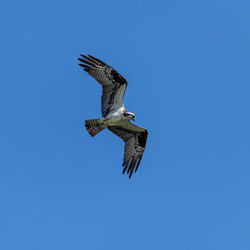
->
<box><xmin>0</xmin><ymin>0</ymin><xmax>250</xmax><ymax>249</ymax></box>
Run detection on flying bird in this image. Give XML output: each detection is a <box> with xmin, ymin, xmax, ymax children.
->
<box><xmin>78</xmin><ymin>55</ymin><xmax>148</xmax><ymax>178</ymax></box>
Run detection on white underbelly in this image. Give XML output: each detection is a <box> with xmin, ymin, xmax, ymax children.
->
<box><xmin>103</xmin><ymin>105</ymin><xmax>127</xmax><ymax>126</ymax></box>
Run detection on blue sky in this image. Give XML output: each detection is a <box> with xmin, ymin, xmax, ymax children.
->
<box><xmin>0</xmin><ymin>0</ymin><xmax>250</xmax><ymax>249</ymax></box>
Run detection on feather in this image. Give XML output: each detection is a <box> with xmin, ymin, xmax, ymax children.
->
<box><xmin>108</xmin><ymin>124</ymin><xmax>148</xmax><ymax>178</ymax></box>
<box><xmin>78</xmin><ymin>54</ymin><xmax>128</xmax><ymax>117</ymax></box>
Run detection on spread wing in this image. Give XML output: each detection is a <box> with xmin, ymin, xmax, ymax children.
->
<box><xmin>78</xmin><ymin>55</ymin><xmax>127</xmax><ymax>117</ymax></box>
<box><xmin>108</xmin><ymin>123</ymin><xmax>148</xmax><ymax>178</ymax></box>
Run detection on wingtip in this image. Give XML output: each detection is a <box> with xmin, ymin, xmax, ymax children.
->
<box><xmin>122</xmin><ymin>167</ymin><xmax>127</xmax><ymax>175</ymax></box>
<box><xmin>128</xmin><ymin>170</ymin><xmax>133</xmax><ymax>179</ymax></box>
<box><xmin>78</xmin><ymin>57</ymin><xmax>96</xmax><ymax>67</ymax></box>
<box><xmin>87</xmin><ymin>54</ymin><xmax>106</xmax><ymax>66</ymax></box>
<box><xmin>78</xmin><ymin>63</ymin><xmax>91</xmax><ymax>70</ymax></box>
<box><xmin>135</xmin><ymin>156</ymin><xmax>142</xmax><ymax>173</ymax></box>
<box><xmin>80</xmin><ymin>54</ymin><xmax>91</xmax><ymax>61</ymax></box>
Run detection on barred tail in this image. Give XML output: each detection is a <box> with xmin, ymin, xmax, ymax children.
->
<box><xmin>85</xmin><ymin>119</ymin><xmax>105</xmax><ymax>137</ymax></box>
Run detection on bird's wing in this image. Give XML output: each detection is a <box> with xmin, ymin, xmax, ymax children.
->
<box><xmin>78</xmin><ymin>55</ymin><xmax>128</xmax><ymax>117</ymax></box>
<box><xmin>108</xmin><ymin>123</ymin><xmax>148</xmax><ymax>178</ymax></box>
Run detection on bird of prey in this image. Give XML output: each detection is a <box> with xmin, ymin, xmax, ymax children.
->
<box><xmin>78</xmin><ymin>55</ymin><xmax>148</xmax><ymax>178</ymax></box>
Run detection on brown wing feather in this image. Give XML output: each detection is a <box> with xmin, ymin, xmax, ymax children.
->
<box><xmin>78</xmin><ymin>55</ymin><xmax>127</xmax><ymax>117</ymax></box>
<box><xmin>108</xmin><ymin>124</ymin><xmax>148</xmax><ymax>178</ymax></box>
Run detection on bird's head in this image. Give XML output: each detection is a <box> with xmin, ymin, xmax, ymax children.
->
<box><xmin>127</xmin><ymin>112</ymin><xmax>136</xmax><ymax>121</ymax></box>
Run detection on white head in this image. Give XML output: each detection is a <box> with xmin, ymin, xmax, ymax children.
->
<box><xmin>126</xmin><ymin>112</ymin><xmax>136</xmax><ymax>121</ymax></box>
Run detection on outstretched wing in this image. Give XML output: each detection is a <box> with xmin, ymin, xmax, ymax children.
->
<box><xmin>78</xmin><ymin>55</ymin><xmax>127</xmax><ymax>117</ymax></box>
<box><xmin>108</xmin><ymin>123</ymin><xmax>148</xmax><ymax>178</ymax></box>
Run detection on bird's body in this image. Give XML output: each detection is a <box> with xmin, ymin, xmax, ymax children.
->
<box><xmin>105</xmin><ymin>105</ymin><xmax>126</xmax><ymax>124</ymax></box>
<box><xmin>78</xmin><ymin>55</ymin><xmax>148</xmax><ymax>178</ymax></box>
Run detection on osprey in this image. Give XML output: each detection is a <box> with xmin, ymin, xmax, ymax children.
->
<box><xmin>78</xmin><ymin>55</ymin><xmax>148</xmax><ymax>178</ymax></box>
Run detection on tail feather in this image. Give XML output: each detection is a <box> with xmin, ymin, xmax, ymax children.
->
<box><xmin>85</xmin><ymin>119</ymin><xmax>105</xmax><ymax>137</ymax></box>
